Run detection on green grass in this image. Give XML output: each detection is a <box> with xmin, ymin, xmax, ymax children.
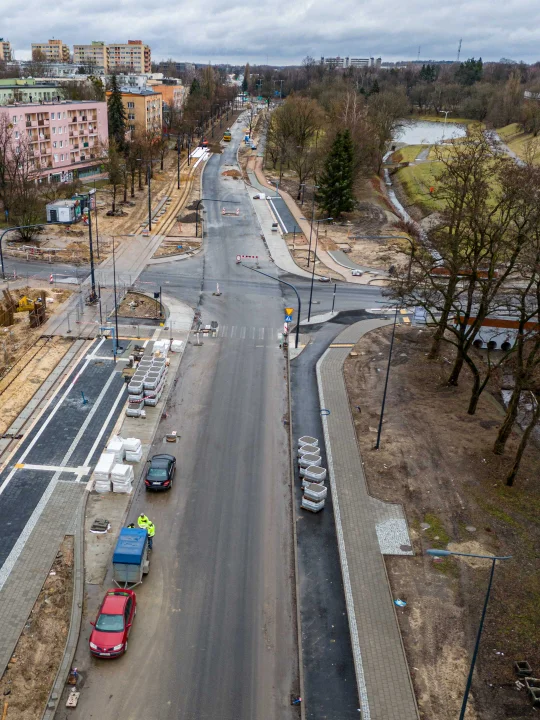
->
<box><xmin>416</xmin><ymin>114</ymin><xmax>482</xmax><ymax>127</ymax></box>
<box><xmin>496</xmin><ymin>123</ymin><xmax>540</xmax><ymax>163</ymax></box>
<box><xmin>391</xmin><ymin>145</ymin><xmax>426</xmax><ymax>163</ymax></box>
<box><xmin>395</xmin><ymin>161</ymin><xmax>444</xmax><ymax>214</ymax></box>
<box><xmin>423</xmin><ymin>513</ymin><xmax>451</xmax><ymax>547</ymax></box>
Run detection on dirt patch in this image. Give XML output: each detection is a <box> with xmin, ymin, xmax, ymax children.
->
<box><xmin>0</xmin><ymin>336</ymin><xmax>72</xmax><ymax>435</ymax></box>
<box><xmin>0</xmin><ymin>536</ymin><xmax>74</xmax><ymax>720</ymax></box>
<box><xmin>344</xmin><ymin>326</ymin><xmax>540</xmax><ymax>720</ymax></box>
<box><xmin>222</xmin><ymin>169</ymin><xmax>242</xmax><ymax>178</ymax></box>
<box><xmin>118</xmin><ymin>292</ymin><xmax>161</xmax><ymax>319</ymax></box>
<box><xmin>152</xmin><ymin>239</ymin><xmax>201</xmax><ymax>258</ymax></box>
<box><xmin>179</xmin><ymin>211</ymin><xmax>197</xmax><ymax>223</ymax></box>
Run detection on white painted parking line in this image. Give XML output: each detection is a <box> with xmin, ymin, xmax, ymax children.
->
<box><xmin>230</xmin><ymin>326</ymin><xmax>237</xmax><ymax>338</ymax></box>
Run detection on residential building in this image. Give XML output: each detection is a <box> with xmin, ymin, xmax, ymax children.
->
<box><xmin>106</xmin><ymin>41</ymin><xmax>151</xmax><ymax>73</ymax></box>
<box><xmin>0</xmin><ymin>39</ymin><xmax>13</xmax><ymax>62</ymax></box>
<box><xmin>19</xmin><ymin>61</ymin><xmax>106</xmax><ymax>77</ymax></box>
<box><xmin>347</xmin><ymin>58</ymin><xmax>370</xmax><ymax>68</ymax></box>
<box><xmin>106</xmin><ymin>88</ymin><xmax>162</xmax><ymax>137</ymax></box>
<box><xmin>73</xmin><ymin>41</ymin><xmax>108</xmax><ymax>70</ymax></box>
<box><xmin>156</xmin><ymin>61</ymin><xmax>195</xmax><ymax>74</ymax></box>
<box><xmin>0</xmin><ymin>78</ymin><xmax>64</xmax><ymax>105</ymax></box>
<box><xmin>31</xmin><ymin>39</ymin><xmax>70</xmax><ymax>62</ymax></box>
<box><xmin>321</xmin><ymin>56</ymin><xmax>346</xmax><ymax>69</ymax></box>
<box><xmin>150</xmin><ymin>83</ymin><xmax>186</xmax><ymax>110</ymax></box>
<box><xmin>1</xmin><ymin>99</ymin><xmax>108</xmax><ymax>182</ymax></box>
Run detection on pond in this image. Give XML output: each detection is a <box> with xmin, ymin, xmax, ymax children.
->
<box><xmin>394</xmin><ymin>120</ymin><xmax>467</xmax><ymax>145</ymax></box>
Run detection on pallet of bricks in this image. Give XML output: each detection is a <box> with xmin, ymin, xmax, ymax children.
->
<box><xmin>298</xmin><ymin>435</ymin><xmax>328</xmax><ymax>512</ymax></box>
<box><xmin>126</xmin><ymin>340</ymin><xmax>170</xmax><ymax>418</ymax></box>
<box><xmin>92</xmin><ymin>435</ymin><xmax>142</xmax><ymax>494</ymax></box>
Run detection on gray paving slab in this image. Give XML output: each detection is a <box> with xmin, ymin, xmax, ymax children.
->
<box><xmin>0</xmin><ymin>481</ymin><xmax>85</xmax><ymax>679</ymax></box>
<box><xmin>316</xmin><ymin>318</ymin><xmax>419</xmax><ymax>720</ymax></box>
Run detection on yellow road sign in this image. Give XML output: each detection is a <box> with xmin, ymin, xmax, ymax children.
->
<box><xmin>285</xmin><ymin>307</ymin><xmax>294</xmax><ymax>315</ymax></box>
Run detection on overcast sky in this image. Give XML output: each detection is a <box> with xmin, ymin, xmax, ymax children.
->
<box><xmin>4</xmin><ymin>0</ymin><xmax>540</xmax><ymax>65</ymax></box>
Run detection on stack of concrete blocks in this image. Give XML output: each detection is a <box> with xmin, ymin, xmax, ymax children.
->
<box><xmin>297</xmin><ymin>437</ymin><xmax>327</xmax><ymax>512</ymax></box>
<box><xmin>143</xmin><ymin>356</ymin><xmax>168</xmax><ymax>407</ymax></box>
<box><xmin>93</xmin><ymin>452</ymin><xmax>116</xmax><ymax>493</ymax></box>
<box><xmin>111</xmin><ymin>463</ymin><xmax>134</xmax><ymax>494</ymax></box>
<box><xmin>124</xmin><ymin>437</ymin><xmax>143</xmax><ymax>463</ymax></box>
<box><xmin>104</xmin><ymin>436</ymin><xmax>125</xmax><ymax>463</ymax></box>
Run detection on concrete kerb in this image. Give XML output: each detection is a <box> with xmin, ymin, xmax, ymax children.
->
<box><xmin>147</xmin><ymin>245</ymin><xmax>203</xmax><ymax>265</ymax></box>
<box><xmin>286</xmin><ymin>349</ymin><xmax>306</xmax><ymax>720</ymax></box>
<box><xmin>42</xmin><ymin>490</ymin><xmax>87</xmax><ymax>720</ymax></box>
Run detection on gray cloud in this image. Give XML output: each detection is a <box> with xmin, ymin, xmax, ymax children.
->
<box><xmin>4</xmin><ymin>0</ymin><xmax>540</xmax><ymax>64</ymax></box>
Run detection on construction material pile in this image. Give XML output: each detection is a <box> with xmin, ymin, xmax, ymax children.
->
<box><xmin>298</xmin><ymin>436</ymin><xmax>328</xmax><ymax>512</ymax></box>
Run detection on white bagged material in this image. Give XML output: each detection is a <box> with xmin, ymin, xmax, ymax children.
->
<box><xmin>153</xmin><ymin>339</ymin><xmax>170</xmax><ymax>357</ymax></box>
<box><xmin>298</xmin><ymin>453</ymin><xmax>322</xmax><ymax>468</ymax></box>
<box><xmin>171</xmin><ymin>340</ymin><xmax>184</xmax><ymax>352</ymax></box>
<box><xmin>94</xmin><ymin>478</ymin><xmax>111</xmax><ymax>493</ymax></box>
<box><xmin>301</xmin><ymin>496</ymin><xmax>325</xmax><ymax>512</ymax></box>
<box><xmin>302</xmin><ymin>465</ymin><xmax>327</xmax><ymax>482</ymax></box>
<box><xmin>126</xmin><ymin>407</ymin><xmax>142</xmax><ymax>417</ymax></box>
<box><xmin>304</xmin><ymin>483</ymin><xmax>328</xmax><ymax>501</ymax></box>
<box><xmin>94</xmin><ymin>452</ymin><xmax>116</xmax><ymax>477</ymax></box>
<box><xmin>298</xmin><ymin>435</ymin><xmax>318</xmax><ymax>448</ymax></box>
<box><xmin>105</xmin><ymin>436</ymin><xmax>125</xmax><ymax>462</ymax></box>
<box><xmin>112</xmin><ymin>482</ymin><xmax>132</xmax><ymax>494</ymax></box>
<box><xmin>298</xmin><ymin>445</ymin><xmax>321</xmax><ymax>457</ymax></box>
<box><xmin>125</xmin><ymin>448</ymin><xmax>143</xmax><ymax>463</ymax></box>
<box><xmin>123</xmin><ymin>437</ymin><xmax>142</xmax><ymax>452</ymax></box>
<box><xmin>111</xmin><ymin>463</ymin><xmax>134</xmax><ymax>482</ymax></box>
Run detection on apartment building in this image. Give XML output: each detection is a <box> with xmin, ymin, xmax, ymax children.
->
<box><xmin>107</xmin><ymin>88</ymin><xmax>162</xmax><ymax>137</ymax></box>
<box><xmin>149</xmin><ymin>83</ymin><xmax>186</xmax><ymax>109</ymax></box>
<box><xmin>73</xmin><ymin>41</ymin><xmax>107</xmax><ymax>70</ymax></box>
<box><xmin>32</xmin><ymin>39</ymin><xmax>70</xmax><ymax>62</ymax></box>
<box><xmin>107</xmin><ymin>41</ymin><xmax>151</xmax><ymax>73</ymax></box>
<box><xmin>0</xmin><ymin>39</ymin><xmax>13</xmax><ymax>62</ymax></box>
<box><xmin>2</xmin><ymin>100</ymin><xmax>108</xmax><ymax>182</ymax></box>
<box><xmin>0</xmin><ymin>78</ymin><xmax>63</xmax><ymax>105</ymax></box>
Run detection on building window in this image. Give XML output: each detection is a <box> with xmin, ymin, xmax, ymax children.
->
<box><xmin>63</xmin><ymin>112</ymin><xmax>66</xmax><ymax>118</ymax></box>
<box><xmin>127</xmin><ymin>101</ymin><xmax>135</xmax><ymax>108</ymax></box>
<box><xmin>51</xmin><ymin>112</ymin><xmax>55</xmax><ymax>119</ymax></box>
<box><xmin>59</xmin><ymin>140</ymin><xmax>63</xmax><ymax>148</ymax></box>
<box><xmin>53</xmin><ymin>141</ymin><xmax>57</xmax><ymax>148</ymax></box>
<box><xmin>12</xmin><ymin>116</ymin><xmax>17</xmax><ymax>124</ymax></box>
<box><xmin>54</xmin><ymin>154</ymin><xmax>59</xmax><ymax>162</ymax></box>
<box><xmin>52</xmin><ymin>127</ymin><xmax>56</xmax><ymax>134</ymax></box>
<box><xmin>59</xmin><ymin>127</ymin><xmax>62</xmax><ymax>134</ymax></box>
<box><xmin>128</xmin><ymin>113</ymin><xmax>135</xmax><ymax>120</ymax></box>
<box><xmin>14</xmin><ymin>131</ymin><xmax>19</xmax><ymax>139</ymax></box>
<box><xmin>61</xmin><ymin>154</ymin><xmax>64</xmax><ymax>161</ymax></box>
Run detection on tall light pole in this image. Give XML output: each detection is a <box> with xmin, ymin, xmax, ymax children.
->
<box><xmin>426</xmin><ymin>549</ymin><xmax>511</xmax><ymax>720</ymax></box>
<box><xmin>87</xmin><ymin>206</ymin><xmax>97</xmax><ymax>303</ymax></box>
<box><xmin>177</xmin><ymin>133</ymin><xmax>181</xmax><ymax>190</ymax></box>
<box><xmin>307</xmin><ymin>217</ymin><xmax>332</xmax><ymax>320</ymax></box>
<box><xmin>147</xmin><ymin>163</ymin><xmax>152</xmax><ymax>231</ymax></box>
<box><xmin>306</xmin><ymin>184</ymin><xmax>319</xmax><ymax>268</ymax></box>
<box><xmin>375</xmin><ymin>304</ymin><xmax>399</xmax><ymax>449</ymax></box>
<box><xmin>92</xmin><ymin>183</ymin><xmax>100</xmax><ymax>259</ymax></box>
<box><xmin>439</xmin><ymin>109</ymin><xmax>450</xmax><ymax>141</ymax></box>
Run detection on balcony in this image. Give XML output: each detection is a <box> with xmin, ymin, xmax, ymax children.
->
<box><xmin>26</xmin><ymin>121</ymin><xmax>31</xmax><ymax>128</ymax></box>
<box><xmin>71</xmin><ymin>118</ymin><xmax>77</xmax><ymax>123</ymax></box>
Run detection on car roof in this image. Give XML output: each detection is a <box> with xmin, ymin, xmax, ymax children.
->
<box><xmin>151</xmin><ymin>454</ymin><xmax>175</xmax><ymax>462</ymax></box>
<box><xmin>101</xmin><ymin>593</ymin><xmax>128</xmax><ymax>614</ymax></box>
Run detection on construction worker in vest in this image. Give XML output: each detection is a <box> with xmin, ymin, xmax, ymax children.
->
<box><xmin>138</xmin><ymin>514</ymin><xmax>155</xmax><ymax>549</ymax></box>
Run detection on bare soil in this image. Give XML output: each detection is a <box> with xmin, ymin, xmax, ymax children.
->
<box><xmin>0</xmin><ymin>287</ymin><xmax>73</xmax><ymax>380</ymax></box>
<box><xmin>152</xmin><ymin>239</ymin><xmax>201</xmax><ymax>258</ymax></box>
<box><xmin>118</xmin><ymin>292</ymin><xmax>161</xmax><ymax>319</ymax></box>
<box><xmin>344</xmin><ymin>325</ymin><xmax>540</xmax><ymax>720</ymax></box>
<box><xmin>0</xmin><ymin>537</ymin><xmax>74</xmax><ymax>720</ymax></box>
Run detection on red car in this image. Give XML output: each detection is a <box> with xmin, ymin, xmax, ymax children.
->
<box><xmin>89</xmin><ymin>589</ymin><xmax>136</xmax><ymax>658</ymax></box>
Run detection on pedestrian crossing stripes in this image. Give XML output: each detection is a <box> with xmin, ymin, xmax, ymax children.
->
<box><xmin>212</xmin><ymin>325</ymin><xmax>284</xmax><ymax>343</ymax></box>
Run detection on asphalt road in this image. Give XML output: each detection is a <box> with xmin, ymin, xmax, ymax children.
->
<box><xmin>66</xmin><ymin>119</ymin><xmax>297</xmax><ymax>720</ymax></box>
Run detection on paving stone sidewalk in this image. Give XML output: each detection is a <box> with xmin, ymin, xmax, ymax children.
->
<box><xmin>316</xmin><ymin>318</ymin><xmax>419</xmax><ymax>720</ymax></box>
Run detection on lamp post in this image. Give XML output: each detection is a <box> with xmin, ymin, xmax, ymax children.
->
<box><xmin>240</xmin><ymin>263</ymin><xmax>301</xmax><ymax>348</ymax></box>
<box><xmin>136</xmin><ymin>158</ymin><xmax>152</xmax><ymax>231</ymax></box>
<box><xmin>86</xmin><ymin>205</ymin><xmax>98</xmax><ymax>303</ymax></box>
<box><xmin>177</xmin><ymin>133</ymin><xmax>181</xmax><ymax>190</ymax></box>
<box><xmin>306</xmin><ymin>184</ymin><xmax>319</xmax><ymax>268</ymax></box>
<box><xmin>307</xmin><ymin>217</ymin><xmax>332</xmax><ymax>320</ymax></box>
<box><xmin>111</xmin><ymin>234</ymin><xmax>121</xmax><ymax>360</ymax></box>
<box><xmin>375</xmin><ymin>304</ymin><xmax>399</xmax><ymax>449</ymax></box>
<box><xmin>439</xmin><ymin>109</ymin><xmax>450</xmax><ymax>141</ymax></box>
<box><xmin>92</xmin><ymin>182</ymin><xmax>100</xmax><ymax>259</ymax></box>
<box><xmin>426</xmin><ymin>549</ymin><xmax>511</xmax><ymax>720</ymax></box>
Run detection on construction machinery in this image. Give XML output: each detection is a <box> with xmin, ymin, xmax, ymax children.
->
<box><xmin>2</xmin><ymin>289</ymin><xmax>47</xmax><ymax>327</ymax></box>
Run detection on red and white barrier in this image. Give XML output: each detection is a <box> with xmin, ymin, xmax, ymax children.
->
<box><xmin>236</xmin><ymin>255</ymin><xmax>258</xmax><ymax>264</ymax></box>
<box><xmin>222</xmin><ymin>207</ymin><xmax>240</xmax><ymax>216</ymax></box>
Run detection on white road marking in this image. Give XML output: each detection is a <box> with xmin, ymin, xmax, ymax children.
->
<box><xmin>230</xmin><ymin>326</ymin><xmax>237</xmax><ymax>338</ymax></box>
<box><xmin>259</xmin><ymin>328</ymin><xmax>264</xmax><ymax>340</ymax></box>
<box><xmin>0</xmin><ymin>367</ymin><xmax>120</xmax><ymax>592</ymax></box>
<box><xmin>0</xmin><ymin>338</ymin><xmax>106</xmax><ymax>497</ymax></box>
<box><xmin>13</xmin><ymin>463</ymin><xmax>91</xmax><ymax>475</ymax></box>
<box><xmin>82</xmin><ymin>384</ymin><xmax>127</xmax><ymax>469</ymax></box>
<box><xmin>240</xmin><ymin>326</ymin><xmax>246</xmax><ymax>339</ymax></box>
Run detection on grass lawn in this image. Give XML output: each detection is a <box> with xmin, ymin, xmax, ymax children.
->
<box><xmin>497</xmin><ymin>123</ymin><xmax>540</xmax><ymax>163</ymax></box>
<box><xmin>395</xmin><ymin>161</ymin><xmax>444</xmax><ymax>213</ymax></box>
<box><xmin>390</xmin><ymin>144</ymin><xmax>426</xmax><ymax>163</ymax></box>
<box><xmin>416</xmin><ymin>114</ymin><xmax>481</xmax><ymax>127</ymax></box>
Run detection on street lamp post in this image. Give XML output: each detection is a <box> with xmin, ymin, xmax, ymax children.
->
<box><xmin>147</xmin><ymin>164</ymin><xmax>152</xmax><ymax>231</ymax></box>
<box><xmin>240</xmin><ymin>264</ymin><xmax>301</xmax><ymax>348</ymax></box>
<box><xmin>426</xmin><ymin>549</ymin><xmax>511</xmax><ymax>720</ymax></box>
<box><xmin>87</xmin><ymin>206</ymin><xmax>98</xmax><ymax>303</ymax></box>
<box><xmin>92</xmin><ymin>183</ymin><xmax>100</xmax><ymax>259</ymax></box>
<box><xmin>306</xmin><ymin>185</ymin><xmax>319</xmax><ymax>268</ymax></box>
<box><xmin>177</xmin><ymin>133</ymin><xmax>181</xmax><ymax>191</ymax></box>
<box><xmin>375</xmin><ymin>304</ymin><xmax>399</xmax><ymax>450</ymax></box>
<box><xmin>439</xmin><ymin>109</ymin><xmax>450</xmax><ymax>141</ymax></box>
<box><xmin>307</xmin><ymin>217</ymin><xmax>332</xmax><ymax>320</ymax></box>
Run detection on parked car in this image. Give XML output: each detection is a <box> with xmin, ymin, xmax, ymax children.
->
<box><xmin>145</xmin><ymin>453</ymin><xmax>176</xmax><ymax>490</ymax></box>
<box><xmin>351</xmin><ymin>269</ymin><xmax>363</xmax><ymax>276</ymax></box>
<box><xmin>271</xmin><ymin>222</ymin><xmax>279</xmax><ymax>232</ymax></box>
<box><xmin>89</xmin><ymin>589</ymin><xmax>136</xmax><ymax>658</ymax></box>
<box><xmin>318</xmin><ymin>276</ymin><xmax>331</xmax><ymax>283</ymax></box>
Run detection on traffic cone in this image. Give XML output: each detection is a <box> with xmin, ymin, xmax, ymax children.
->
<box><xmin>49</xmin><ymin>274</ymin><xmax>54</xmax><ymax>284</ymax></box>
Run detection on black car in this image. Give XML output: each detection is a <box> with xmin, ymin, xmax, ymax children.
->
<box><xmin>145</xmin><ymin>454</ymin><xmax>176</xmax><ymax>491</ymax></box>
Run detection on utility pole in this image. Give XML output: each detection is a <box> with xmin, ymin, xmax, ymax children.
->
<box><xmin>147</xmin><ymin>164</ymin><xmax>152</xmax><ymax>231</ymax></box>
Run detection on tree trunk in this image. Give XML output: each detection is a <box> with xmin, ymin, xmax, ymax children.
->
<box><xmin>123</xmin><ymin>175</ymin><xmax>127</xmax><ymax>204</ymax></box>
<box><xmin>131</xmin><ymin>170</ymin><xmax>135</xmax><ymax>198</ymax></box>
<box><xmin>506</xmin><ymin>396</ymin><xmax>540</xmax><ymax>486</ymax></box>
<box><xmin>447</xmin><ymin>352</ymin><xmax>464</xmax><ymax>386</ymax></box>
<box><xmin>494</xmin><ymin>384</ymin><xmax>522</xmax><ymax>455</ymax></box>
<box><xmin>111</xmin><ymin>186</ymin><xmax>116</xmax><ymax>213</ymax></box>
<box><xmin>138</xmin><ymin>167</ymin><xmax>142</xmax><ymax>191</ymax></box>
<box><xmin>428</xmin><ymin>280</ymin><xmax>458</xmax><ymax>359</ymax></box>
<box><xmin>467</xmin><ymin>371</ymin><xmax>482</xmax><ymax>415</ymax></box>
<box><xmin>160</xmin><ymin>153</ymin><xmax>164</xmax><ymax>171</ymax></box>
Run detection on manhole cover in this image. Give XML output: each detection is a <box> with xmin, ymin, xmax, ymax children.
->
<box><xmin>400</xmin><ymin>544</ymin><xmax>413</xmax><ymax>552</ymax></box>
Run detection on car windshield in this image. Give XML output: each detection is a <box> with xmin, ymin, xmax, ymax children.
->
<box><xmin>95</xmin><ymin>613</ymin><xmax>124</xmax><ymax>632</ymax></box>
<box><xmin>148</xmin><ymin>467</ymin><xmax>168</xmax><ymax>479</ymax></box>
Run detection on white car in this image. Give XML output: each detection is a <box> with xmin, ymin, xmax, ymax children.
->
<box><xmin>318</xmin><ymin>276</ymin><xmax>331</xmax><ymax>283</ymax></box>
<box><xmin>351</xmin><ymin>269</ymin><xmax>363</xmax><ymax>277</ymax></box>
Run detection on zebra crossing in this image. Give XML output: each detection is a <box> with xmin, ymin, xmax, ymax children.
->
<box><xmin>212</xmin><ymin>324</ymin><xmax>284</xmax><ymax>343</ymax></box>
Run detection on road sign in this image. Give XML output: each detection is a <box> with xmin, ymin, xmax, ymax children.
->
<box><xmin>285</xmin><ymin>307</ymin><xmax>294</xmax><ymax>316</ymax></box>
<box><xmin>284</xmin><ymin>315</ymin><xmax>293</xmax><ymax>323</ymax></box>
<box><xmin>283</xmin><ymin>323</ymin><xmax>289</xmax><ymax>335</ymax></box>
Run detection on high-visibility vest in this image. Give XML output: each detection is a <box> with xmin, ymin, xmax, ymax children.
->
<box><xmin>138</xmin><ymin>515</ymin><xmax>149</xmax><ymax>529</ymax></box>
<box><xmin>146</xmin><ymin>521</ymin><xmax>155</xmax><ymax>538</ymax></box>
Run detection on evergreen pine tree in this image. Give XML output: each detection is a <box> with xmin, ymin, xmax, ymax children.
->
<box><xmin>190</xmin><ymin>77</ymin><xmax>201</xmax><ymax>95</ymax></box>
<box><xmin>316</xmin><ymin>130</ymin><xmax>355</xmax><ymax>218</ymax></box>
<box><xmin>107</xmin><ymin>74</ymin><xmax>126</xmax><ymax>147</ymax></box>
<box><xmin>370</xmin><ymin>78</ymin><xmax>380</xmax><ymax>94</ymax></box>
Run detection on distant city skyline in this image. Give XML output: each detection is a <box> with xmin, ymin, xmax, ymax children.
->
<box><xmin>2</xmin><ymin>0</ymin><xmax>540</xmax><ymax>66</ymax></box>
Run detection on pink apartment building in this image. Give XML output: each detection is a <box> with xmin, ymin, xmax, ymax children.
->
<box><xmin>2</xmin><ymin>100</ymin><xmax>109</xmax><ymax>183</ymax></box>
